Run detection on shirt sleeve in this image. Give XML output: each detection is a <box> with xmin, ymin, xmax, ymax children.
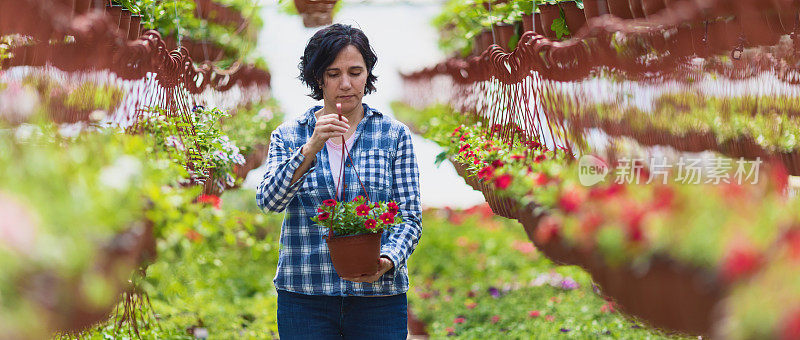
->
<box><xmin>256</xmin><ymin>127</ymin><xmax>316</xmax><ymax>213</ymax></box>
<box><xmin>380</xmin><ymin>125</ymin><xmax>422</xmax><ymax>278</ymax></box>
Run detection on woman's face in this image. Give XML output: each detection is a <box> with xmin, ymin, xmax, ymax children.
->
<box><xmin>320</xmin><ymin>44</ymin><xmax>368</xmax><ymax>115</ymax></box>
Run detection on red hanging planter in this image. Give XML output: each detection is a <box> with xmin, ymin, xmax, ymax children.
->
<box><xmin>607</xmin><ymin>0</ymin><xmax>634</xmax><ymax>19</ymax></box>
<box><xmin>560</xmin><ymin>1</ymin><xmax>587</xmax><ymax>35</ymax></box>
<box><xmin>493</xmin><ymin>23</ymin><xmax>516</xmax><ymax>51</ymax></box>
<box><xmin>583</xmin><ymin>0</ymin><xmax>603</xmax><ymax>21</ymax></box>
<box><xmin>538</xmin><ymin>4</ymin><xmax>561</xmax><ymax>40</ymax></box>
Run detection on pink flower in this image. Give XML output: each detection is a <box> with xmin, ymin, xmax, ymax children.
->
<box><xmin>600</xmin><ymin>301</ymin><xmax>616</xmax><ymax>313</ymax></box>
<box><xmin>494</xmin><ymin>174</ymin><xmax>512</xmax><ymax>189</ymax></box>
<box><xmin>453</xmin><ymin>317</ymin><xmax>465</xmax><ymax>324</ymax></box>
<box><xmin>490</xmin><ymin>315</ymin><xmax>501</xmax><ymax>324</ymax></box>
<box><xmin>323</xmin><ymin>199</ymin><xmax>337</xmax><ymax>207</ymax></box>
<box><xmin>558</xmin><ymin>189</ymin><xmax>583</xmax><ymax>213</ymax></box>
<box><xmin>781</xmin><ymin>308</ymin><xmax>800</xmax><ymax>340</ymax></box>
<box><xmin>459</xmin><ymin>143</ymin><xmax>471</xmax><ymax>153</ymax></box>
<box><xmin>379</xmin><ymin>212</ymin><xmax>395</xmax><ymax>224</ymax></box>
<box><xmin>356</xmin><ymin>204</ymin><xmax>371</xmax><ymax>216</ymax></box>
<box><xmin>545</xmin><ymin>315</ymin><xmax>555</xmax><ymax>322</ymax></box>
<box><xmin>364</xmin><ymin>219</ymin><xmax>377</xmax><ymax>229</ymax></box>
<box><xmin>387</xmin><ymin>202</ymin><xmax>399</xmax><ymax>214</ymax></box>
<box><xmin>528</xmin><ymin>310</ymin><xmax>541</xmax><ymax>318</ymax></box>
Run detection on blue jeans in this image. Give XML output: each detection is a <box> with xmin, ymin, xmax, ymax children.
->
<box><xmin>276</xmin><ymin>289</ymin><xmax>408</xmax><ymax>340</ymax></box>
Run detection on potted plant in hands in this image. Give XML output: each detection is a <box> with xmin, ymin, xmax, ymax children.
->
<box><xmin>312</xmin><ymin>196</ymin><xmax>403</xmax><ymax>278</ymax></box>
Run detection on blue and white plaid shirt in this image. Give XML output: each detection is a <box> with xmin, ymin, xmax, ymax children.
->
<box><xmin>256</xmin><ymin>103</ymin><xmax>422</xmax><ymax>296</ymax></box>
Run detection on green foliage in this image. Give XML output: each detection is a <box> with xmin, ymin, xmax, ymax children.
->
<box><xmin>138</xmin><ymin>106</ymin><xmax>245</xmax><ymax>191</ymax></box>
<box><xmin>222</xmin><ymin>98</ymin><xmax>284</xmax><ymax>156</ymax></box>
<box><xmin>433</xmin><ymin>0</ymin><xmax>525</xmax><ymax>56</ymax></box>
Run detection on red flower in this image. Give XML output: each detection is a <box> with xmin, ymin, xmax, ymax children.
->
<box><xmin>534</xmin><ymin>154</ymin><xmax>547</xmax><ymax>163</ymax></box>
<box><xmin>453</xmin><ymin>317</ymin><xmax>465</xmax><ymax>324</ymax></box>
<box><xmin>781</xmin><ymin>308</ymin><xmax>800</xmax><ymax>340</ymax></box>
<box><xmin>323</xmin><ymin>199</ymin><xmax>337</xmax><ymax>207</ymax></box>
<box><xmin>785</xmin><ymin>229</ymin><xmax>800</xmax><ymax>262</ymax></box>
<box><xmin>558</xmin><ymin>189</ymin><xmax>584</xmax><ymax>213</ymax></box>
<box><xmin>581</xmin><ymin>212</ymin><xmax>604</xmax><ymax>235</ymax></box>
<box><xmin>352</xmin><ymin>195</ymin><xmax>365</xmax><ymax>202</ymax></box>
<box><xmin>600</xmin><ymin>301</ymin><xmax>616</xmax><ymax>313</ymax></box>
<box><xmin>459</xmin><ymin>143</ymin><xmax>471</xmax><ymax>153</ymax></box>
<box><xmin>317</xmin><ymin>208</ymin><xmax>325</xmax><ymax>213</ymax></box>
<box><xmin>722</xmin><ymin>245</ymin><xmax>763</xmax><ymax>282</ymax></box>
<box><xmin>387</xmin><ymin>202</ymin><xmax>399</xmax><ymax>214</ymax></box>
<box><xmin>651</xmin><ymin>185</ymin><xmax>674</xmax><ymax>211</ymax></box>
<box><xmin>494</xmin><ymin>174</ymin><xmax>512</xmax><ymax>189</ymax></box>
<box><xmin>364</xmin><ymin>219</ymin><xmax>377</xmax><ymax>229</ymax></box>
<box><xmin>445</xmin><ymin>327</ymin><xmax>456</xmax><ymax>336</ymax></box>
<box><xmin>511</xmin><ymin>154</ymin><xmax>525</xmax><ymax>161</ymax></box>
<box><xmin>198</xmin><ymin>194</ymin><xmax>221</xmax><ymax>209</ymax></box>
<box><xmin>545</xmin><ymin>315</ymin><xmax>555</xmax><ymax>322</ymax></box>
<box><xmin>185</xmin><ymin>229</ymin><xmax>203</xmax><ymax>242</ymax></box>
<box><xmin>356</xmin><ymin>204</ymin><xmax>372</xmax><ymax>216</ymax></box>
<box><xmin>491</xmin><ymin>159</ymin><xmax>504</xmax><ymax>168</ymax></box>
<box><xmin>530</xmin><ymin>172</ymin><xmax>548</xmax><ymax>186</ymax></box>
<box><xmin>535</xmin><ymin>216</ymin><xmax>561</xmax><ymax>244</ymax></box>
<box><xmin>490</xmin><ymin>315</ymin><xmax>501</xmax><ymax>324</ymax></box>
<box><xmin>380</xmin><ymin>212</ymin><xmax>395</xmax><ymax>224</ymax></box>
<box><xmin>528</xmin><ymin>310</ymin><xmax>541</xmax><ymax>318</ymax></box>
<box><xmin>477</xmin><ymin>166</ymin><xmax>495</xmax><ymax>180</ymax></box>
<box><xmin>318</xmin><ymin>212</ymin><xmax>330</xmax><ymax>221</ymax></box>
<box><xmin>450</xmin><ymin>126</ymin><xmax>461</xmax><ymax>137</ymax></box>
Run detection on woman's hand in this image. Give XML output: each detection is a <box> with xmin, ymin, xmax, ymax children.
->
<box><xmin>342</xmin><ymin>257</ymin><xmax>394</xmax><ymax>283</ymax></box>
<box><xmin>306</xmin><ymin>113</ymin><xmax>350</xmax><ymax>153</ymax></box>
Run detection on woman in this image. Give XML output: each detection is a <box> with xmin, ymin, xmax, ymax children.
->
<box><xmin>256</xmin><ymin>24</ymin><xmax>422</xmax><ymax>339</ymax></box>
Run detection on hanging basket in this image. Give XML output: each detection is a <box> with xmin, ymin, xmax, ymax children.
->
<box><xmin>326</xmin><ymin>231</ymin><xmax>383</xmax><ymax>277</ymax></box>
<box><xmin>294</xmin><ymin>0</ymin><xmax>338</xmax><ymax>28</ymax></box>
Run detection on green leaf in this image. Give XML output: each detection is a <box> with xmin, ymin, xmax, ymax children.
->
<box><xmin>434</xmin><ymin>151</ymin><xmax>448</xmax><ymax>166</ymax></box>
<box><xmin>550</xmin><ymin>17</ymin><xmax>570</xmax><ymax>40</ymax></box>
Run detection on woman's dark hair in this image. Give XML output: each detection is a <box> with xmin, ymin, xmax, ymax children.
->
<box><xmin>298</xmin><ymin>24</ymin><xmax>378</xmax><ymax>100</ymax></box>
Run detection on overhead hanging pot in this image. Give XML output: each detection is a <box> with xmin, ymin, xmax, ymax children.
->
<box><xmin>294</xmin><ymin>0</ymin><xmax>338</xmax><ymax>28</ymax></box>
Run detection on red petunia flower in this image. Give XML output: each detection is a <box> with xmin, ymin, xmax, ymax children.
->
<box><xmin>364</xmin><ymin>219</ymin><xmax>377</xmax><ymax>229</ymax></box>
<box><xmin>491</xmin><ymin>315</ymin><xmax>501</xmax><ymax>324</ymax></box>
<box><xmin>387</xmin><ymin>202</ymin><xmax>399</xmax><ymax>214</ymax></box>
<box><xmin>317</xmin><ymin>208</ymin><xmax>325</xmax><ymax>213</ymax></box>
<box><xmin>477</xmin><ymin>166</ymin><xmax>495</xmax><ymax>181</ymax></box>
<box><xmin>318</xmin><ymin>212</ymin><xmax>330</xmax><ymax>221</ymax></box>
<box><xmin>511</xmin><ymin>154</ymin><xmax>525</xmax><ymax>161</ymax></box>
<box><xmin>534</xmin><ymin>154</ymin><xmax>547</xmax><ymax>163</ymax></box>
<box><xmin>494</xmin><ymin>174</ymin><xmax>512</xmax><ymax>189</ymax></box>
<box><xmin>722</xmin><ymin>245</ymin><xmax>763</xmax><ymax>282</ymax></box>
<box><xmin>323</xmin><ymin>199</ymin><xmax>337</xmax><ymax>207</ymax></box>
<box><xmin>356</xmin><ymin>204</ymin><xmax>372</xmax><ymax>216</ymax></box>
<box><xmin>535</xmin><ymin>216</ymin><xmax>561</xmax><ymax>244</ymax></box>
<box><xmin>558</xmin><ymin>189</ymin><xmax>583</xmax><ymax>213</ymax></box>
<box><xmin>491</xmin><ymin>159</ymin><xmax>504</xmax><ymax>168</ymax></box>
<box><xmin>528</xmin><ymin>310</ymin><xmax>541</xmax><ymax>318</ymax></box>
<box><xmin>530</xmin><ymin>172</ymin><xmax>548</xmax><ymax>186</ymax></box>
<box><xmin>545</xmin><ymin>315</ymin><xmax>555</xmax><ymax>322</ymax></box>
<box><xmin>352</xmin><ymin>195</ymin><xmax>365</xmax><ymax>202</ymax></box>
<box><xmin>198</xmin><ymin>194</ymin><xmax>221</xmax><ymax>209</ymax></box>
<box><xmin>380</xmin><ymin>212</ymin><xmax>395</xmax><ymax>224</ymax></box>
<box><xmin>459</xmin><ymin>143</ymin><xmax>470</xmax><ymax>153</ymax></box>
<box><xmin>453</xmin><ymin>317</ymin><xmax>465</xmax><ymax>324</ymax></box>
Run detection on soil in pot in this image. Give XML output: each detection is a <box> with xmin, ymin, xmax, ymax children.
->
<box><xmin>326</xmin><ymin>232</ymin><xmax>382</xmax><ymax>277</ymax></box>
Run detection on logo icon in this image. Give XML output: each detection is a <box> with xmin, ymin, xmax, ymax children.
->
<box><xmin>578</xmin><ymin>155</ymin><xmax>609</xmax><ymax>186</ymax></box>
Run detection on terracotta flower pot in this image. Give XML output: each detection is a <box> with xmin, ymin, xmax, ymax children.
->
<box><xmin>105</xmin><ymin>4</ymin><xmax>122</xmax><ymax>27</ymax></box>
<box><xmin>583</xmin><ymin>0</ymin><xmax>603</xmax><ymax>21</ymax></box>
<box><xmin>522</xmin><ymin>13</ymin><xmax>534</xmax><ymax>33</ymax></box>
<box><xmin>535</xmin><ymin>12</ymin><xmax>545</xmax><ymax>35</ymax></box>
<box><xmin>538</xmin><ymin>4</ymin><xmax>561</xmax><ymax>40</ymax></box>
<box><xmin>129</xmin><ymin>15</ymin><xmax>142</xmax><ymax>41</ymax></box>
<box><xmin>607</xmin><ymin>0</ymin><xmax>634</xmax><ymax>19</ymax></box>
<box><xmin>627</xmin><ymin>0</ymin><xmax>646</xmax><ymax>19</ymax></box>
<box><xmin>119</xmin><ymin>9</ymin><xmax>132</xmax><ymax>40</ymax></box>
<box><xmin>493</xmin><ymin>23</ymin><xmax>516</xmax><ymax>51</ymax></box>
<box><xmin>640</xmin><ymin>0</ymin><xmax>665</xmax><ymax>17</ymax></box>
<box><xmin>560</xmin><ymin>1</ymin><xmax>587</xmax><ymax>35</ymax></box>
<box><xmin>473</xmin><ymin>30</ymin><xmax>493</xmax><ymax>55</ymax></box>
<box><xmin>326</xmin><ymin>232</ymin><xmax>383</xmax><ymax>277</ymax></box>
